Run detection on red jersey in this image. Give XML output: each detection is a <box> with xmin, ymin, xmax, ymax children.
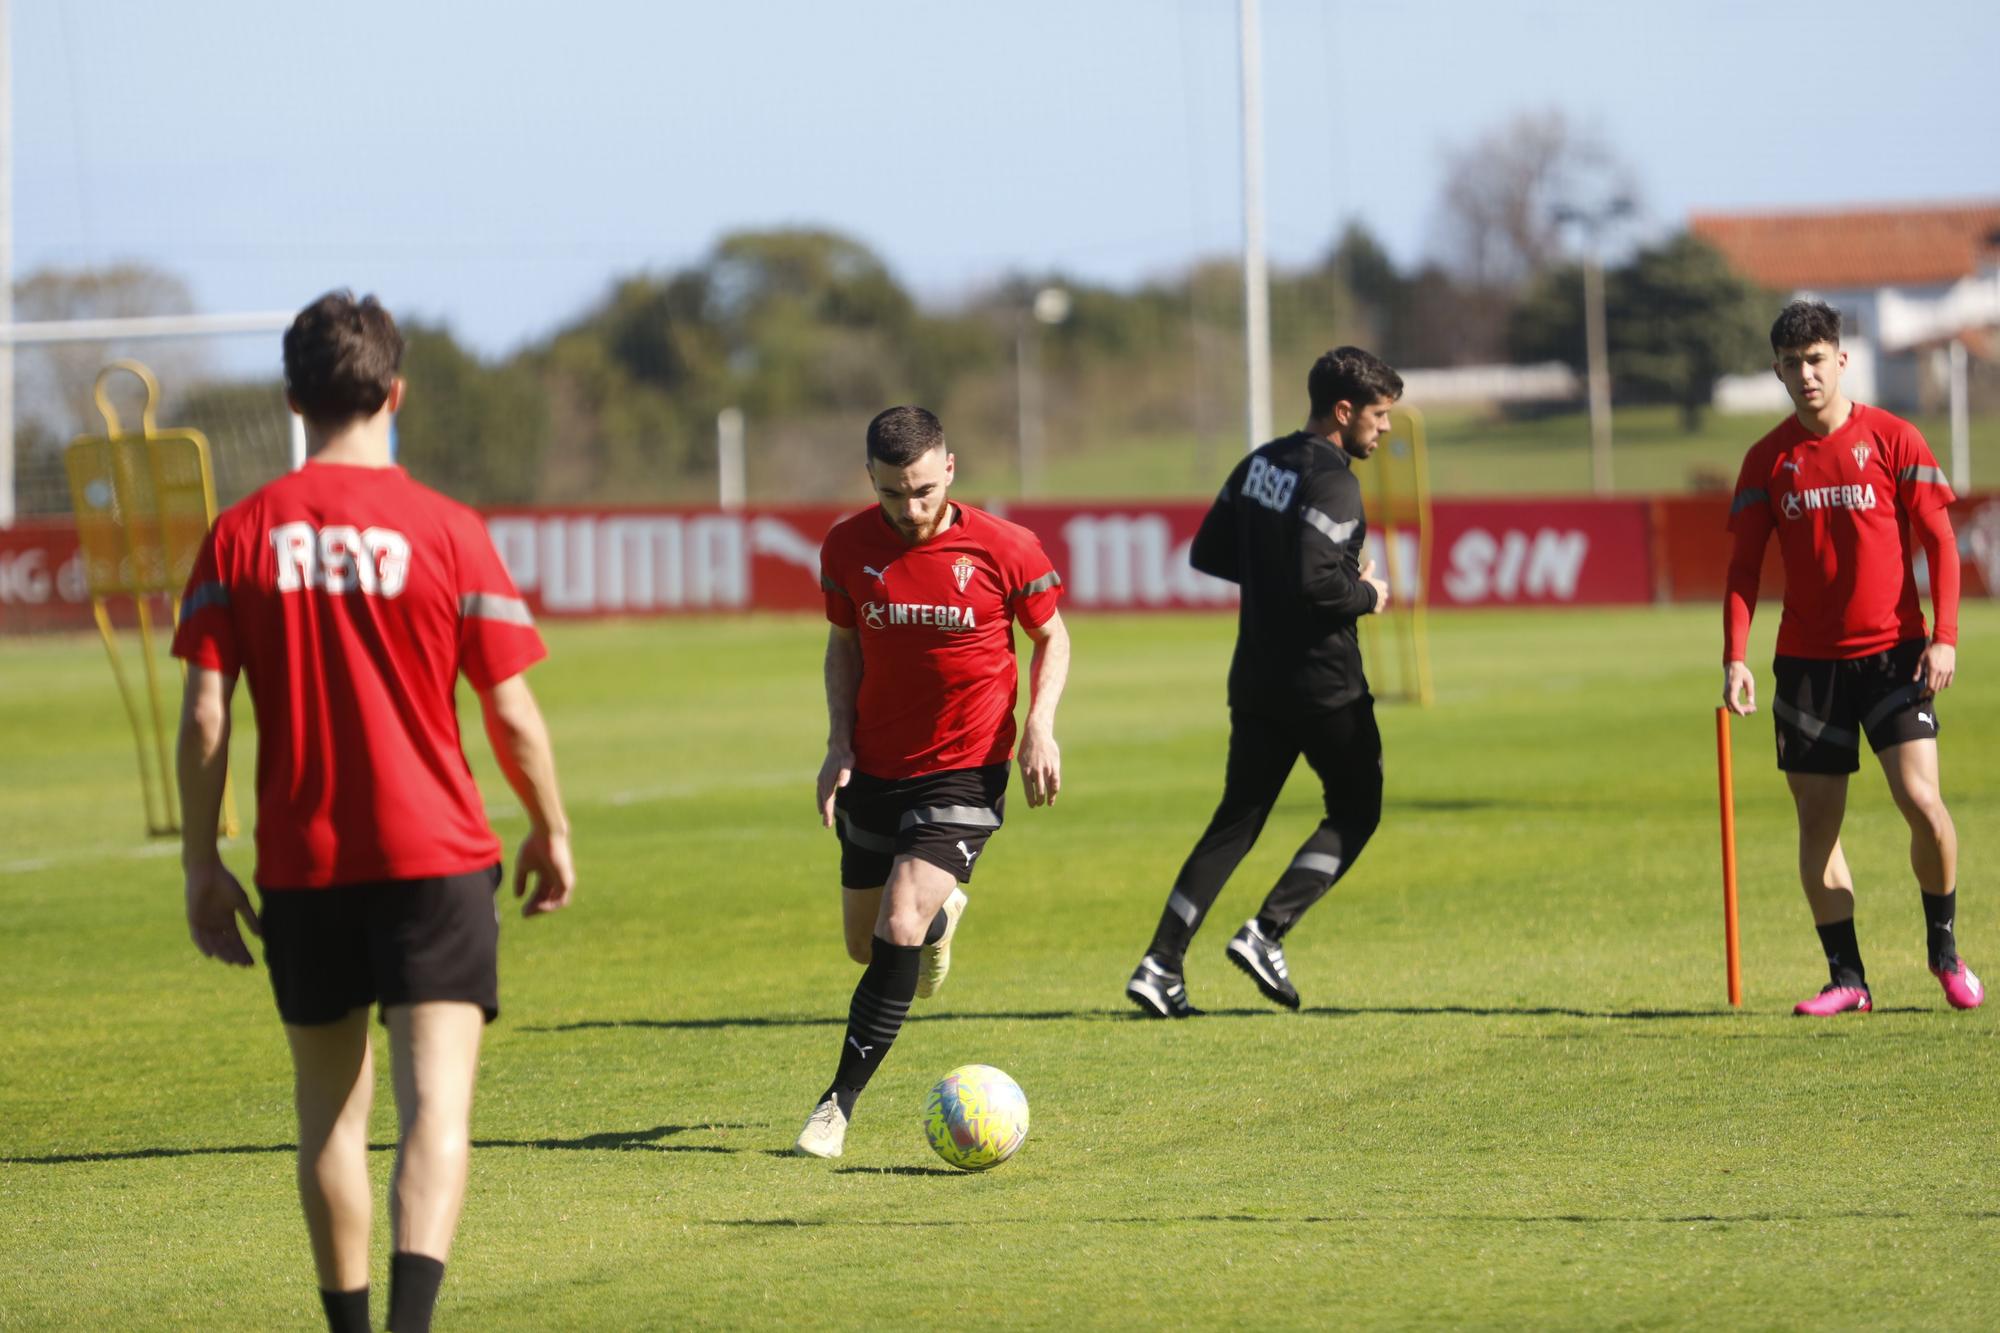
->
<box><xmin>1726</xmin><ymin>404</ymin><xmax>1955</xmax><ymax>659</ymax></box>
<box><xmin>820</xmin><ymin>503</ymin><xmax>1062</xmax><ymax>779</ymax></box>
<box><xmin>171</xmin><ymin>462</ymin><xmax>545</xmax><ymax>887</ymax></box>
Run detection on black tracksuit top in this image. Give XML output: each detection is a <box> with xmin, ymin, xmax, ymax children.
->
<box><xmin>1189</xmin><ymin>430</ymin><xmax>1378</xmax><ymax>717</ymax></box>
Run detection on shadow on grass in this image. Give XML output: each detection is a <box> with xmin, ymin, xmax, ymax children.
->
<box><xmin>704</xmin><ymin>1206</ymin><xmax>2000</xmax><ymax>1227</ymax></box>
<box><xmin>524</xmin><ymin>1010</ymin><xmax>1122</xmax><ymax>1034</ymax></box>
<box><xmin>3</xmin><ymin>1123</ymin><xmax>760</xmax><ymax>1166</ymax></box>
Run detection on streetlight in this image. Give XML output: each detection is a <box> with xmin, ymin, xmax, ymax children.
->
<box><xmin>1554</xmin><ymin>196</ymin><xmax>1633</xmax><ymax>496</ymax></box>
<box><xmin>1016</xmin><ymin>285</ymin><xmax>1070</xmax><ymax>496</ymax></box>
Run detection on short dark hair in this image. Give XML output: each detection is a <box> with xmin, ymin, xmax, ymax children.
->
<box><xmin>1770</xmin><ymin>299</ymin><xmax>1841</xmax><ymax>353</ymax></box>
<box><xmin>865</xmin><ymin>405</ymin><xmax>946</xmax><ymax>466</ymax></box>
<box><xmin>283</xmin><ymin>290</ymin><xmax>405</xmax><ymax>425</ymax></box>
<box><xmin>1308</xmin><ymin>346</ymin><xmax>1403</xmax><ymax>419</ymax></box>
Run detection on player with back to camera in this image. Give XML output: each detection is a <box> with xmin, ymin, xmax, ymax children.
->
<box><xmin>174</xmin><ymin>291</ymin><xmax>576</xmax><ymax>1333</ymax></box>
<box><xmin>1724</xmin><ymin>298</ymin><xmax>1979</xmax><ymax>1015</ymax></box>
<box><xmin>1126</xmin><ymin>347</ymin><xmax>1398</xmax><ymax>1017</ymax></box>
<box><xmin>795</xmin><ymin>406</ymin><xmax>1070</xmax><ymax>1159</ymax></box>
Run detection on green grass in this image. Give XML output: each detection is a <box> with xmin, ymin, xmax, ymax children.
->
<box><xmin>1024</xmin><ymin>405</ymin><xmax>2000</xmax><ymax>500</ymax></box>
<box><xmin>5</xmin><ymin>606</ymin><xmax>2000</xmax><ymax>1329</ymax></box>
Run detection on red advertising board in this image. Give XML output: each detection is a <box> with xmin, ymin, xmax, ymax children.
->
<box><xmin>1428</xmin><ymin>498</ymin><xmax>1654</xmax><ymax>607</ymax></box>
<box><xmin>9</xmin><ymin>492</ymin><xmax>1994</xmax><ymax>633</ymax></box>
<box><xmin>0</xmin><ymin>522</ymin><xmax>95</xmax><ymax>632</ymax></box>
<box><xmin>1653</xmin><ymin>491</ymin><xmax>2000</xmax><ymax>603</ymax></box>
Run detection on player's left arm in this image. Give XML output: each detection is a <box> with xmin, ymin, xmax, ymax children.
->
<box><xmin>177</xmin><ymin>664</ymin><xmax>258</xmax><ymax>966</ymax></box>
<box><xmin>1913</xmin><ymin>503</ymin><xmax>1959</xmax><ymax>694</ymax></box>
<box><xmin>1018</xmin><ymin>609</ymin><xmax>1070</xmax><ymax>808</ymax></box>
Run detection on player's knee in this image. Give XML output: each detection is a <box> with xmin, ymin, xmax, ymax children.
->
<box><xmin>844</xmin><ymin>935</ymin><xmax>873</xmax><ymax>966</ymax></box>
<box><xmin>881</xmin><ymin>908</ymin><xmax>931</xmax><ymax>947</ymax></box>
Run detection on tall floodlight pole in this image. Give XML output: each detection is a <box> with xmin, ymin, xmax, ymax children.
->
<box><xmin>1</xmin><ymin>0</ymin><xmax>15</xmax><ymax>529</ymax></box>
<box><xmin>1579</xmin><ymin>249</ymin><xmax>1612</xmax><ymax>494</ymax></box>
<box><xmin>1556</xmin><ymin>197</ymin><xmax>1632</xmax><ymax>496</ymax></box>
<box><xmin>1238</xmin><ymin>0</ymin><xmax>1272</xmax><ymax>450</ymax></box>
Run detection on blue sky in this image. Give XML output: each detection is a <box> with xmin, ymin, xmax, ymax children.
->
<box><xmin>17</xmin><ymin>0</ymin><xmax>2000</xmax><ymax>357</ymax></box>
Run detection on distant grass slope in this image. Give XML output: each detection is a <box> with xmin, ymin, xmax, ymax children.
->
<box><xmin>1018</xmin><ymin>404</ymin><xmax>1999</xmax><ymax>501</ymax></box>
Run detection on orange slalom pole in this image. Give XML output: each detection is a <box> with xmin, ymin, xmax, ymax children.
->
<box><xmin>1715</xmin><ymin>707</ymin><xmax>1743</xmax><ymax>1007</ymax></box>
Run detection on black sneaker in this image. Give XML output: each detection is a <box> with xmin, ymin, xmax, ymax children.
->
<box><xmin>1126</xmin><ymin>956</ymin><xmax>1193</xmax><ymax>1018</ymax></box>
<box><xmin>1226</xmin><ymin>919</ymin><xmax>1300</xmax><ymax>1009</ymax></box>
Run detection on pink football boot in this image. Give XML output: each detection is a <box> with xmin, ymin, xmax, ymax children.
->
<box><xmin>1931</xmin><ymin>958</ymin><xmax>1986</xmax><ymax>1010</ymax></box>
<box><xmin>1794</xmin><ymin>984</ymin><xmax>1873</xmax><ymax>1016</ymax></box>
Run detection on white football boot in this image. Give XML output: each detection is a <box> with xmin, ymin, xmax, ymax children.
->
<box><xmin>917</xmin><ymin>888</ymin><xmax>968</xmax><ymax>999</ymax></box>
<box><xmin>794</xmin><ymin>1096</ymin><xmax>848</xmax><ymax>1158</ymax></box>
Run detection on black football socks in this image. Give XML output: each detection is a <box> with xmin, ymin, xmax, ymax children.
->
<box><xmin>1924</xmin><ymin>889</ymin><xmax>1959</xmax><ymax>969</ymax></box>
<box><xmin>388</xmin><ymin>1252</ymin><xmax>445</xmax><ymax>1333</ymax></box>
<box><xmin>1816</xmin><ymin>918</ymin><xmax>1867</xmax><ymax>990</ymax></box>
<box><xmin>824</xmin><ymin>936</ymin><xmax>921</xmax><ymax>1118</ymax></box>
<box><xmin>923</xmin><ymin>905</ymin><xmax>950</xmax><ymax>946</ymax></box>
<box><xmin>319</xmin><ymin>1287</ymin><xmax>368</xmax><ymax>1333</ymax></box>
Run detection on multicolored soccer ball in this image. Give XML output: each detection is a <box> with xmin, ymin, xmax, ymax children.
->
<box><xmin>922</xmin><ymin>1064</ymin><xmax>1029</xmax><ymax>1171</ymax></box>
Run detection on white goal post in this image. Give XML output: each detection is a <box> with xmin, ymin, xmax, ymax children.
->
<box><xmin>0</xmin><ymin>310</ymin><xmax>306</xmax><ymax>527</ymax></box>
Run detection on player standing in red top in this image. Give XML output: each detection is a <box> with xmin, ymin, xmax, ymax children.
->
<box><xmin>174</xmin><ymin>292</ymin><xmax>575</xmax><ymax>1333</ymax></box>
<box><xmin>794</xmin><ymin>406</ymin><xmax>1069</xmax><ymax>1158</ymax></box>
<box><xmin>1723</xmin><ymin>299</ymin><xmax>1979</xmax><ymax>1016</ymax></box>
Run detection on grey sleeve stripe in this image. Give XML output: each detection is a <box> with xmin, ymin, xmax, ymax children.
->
<box><xmin>1166</xmin><ymin>890</ymin><xmax>1200</xmax><ymax>926</ymax></box>
<box><xmin>1010</xmin><ymin>571</ymin><xmax>1062</xmax><ymax>600</ymax></box>
<box><xmin>1860</xmin><ymin>683</ymin><xmax>1924</xmax><ymax>733</ymax></box>
<box><xmin>1288</xmin><ymin>852</ymin><xmax>1343</xmax><ymax>878</ymax></box>
<box><xmin>900</xmin><ymin>804</ymin><xmax>1003</xmax><ymax>831</ymax></box>
<box><xmin>1301</xmin><ymin>506</ymin><xmax>1358</xmax><ymax>545</ymax></box>
<box><xmin>180</xmin><ymin>581</ymin><xmax>230</xmax><ymax>618</ymax></box>
<box><xmin>1731</xmin><ymin>489</ymin><xmax>1768</xmax><ymax>516</ymax></box>
<box><xmin>836</xmin><ymin>811</ymin><xmax>896</xmax><ymax>855</ymax></box>
<box><xmin>821</xmin><ymin>574</ymin><xmax>850</xmax><ymax>599</ymax></box>
<box><xmin>1772</xmin><ymin>696</ymin><xmax>1858</xmax><ymax>750</ymax></box>
<box><xmin>1899</xmin><ymin>465</ymin><xmax>1950</xmax><ymax>486</ymax></box>
<box><xmin>460</xmin><ymin>592</ymin><xmax>535</xmax><ymax>627</ymax></box>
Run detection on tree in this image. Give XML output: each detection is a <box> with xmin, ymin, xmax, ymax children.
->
<box><xmin>396</xmin><ymin>324</ymin><xmax>552</xmax><ymax>503</ymax></box>
<box><xmin>1609</xmin><ymin>233</ymin><xmax>1771</xmax><ymax>430</ymax></box>
<box><xmin>1507</xmin><ymin>232</ymin><xmax>1771</xmax><ymax>431</ymax></box>
<box><xmin>13</xmin><ymin>264</ymin><xmax>201</xmax><ymax>440</ymax></box>
<box><xmin>1429</xmin><ymin>109</ymin><xmax>1636</xmax><ymax>292</ymax></box>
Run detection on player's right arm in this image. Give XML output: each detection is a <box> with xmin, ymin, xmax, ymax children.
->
<box><xmin>1298</xmin><ymin>469</ymin><xmax>1386</xmax><ymax>617</ymax></box>
<box><xmin>1722</xmin><ymin>452</ymin><xmax>1775</xmax><ymax>715</ymax></box>
<box><xmin>478</xmin><ymin>675</ymin><xmax>576</xmax><ymax>917</ymax></box>
<box><xmin>818</xmin><ymin>626</ymin><xmax>862</xmax><ymax>827</ymax></box>
<box><xmin>177</xmin><ymin>663</ymin><xmax>260</xmax><ymax>966</ymax></box>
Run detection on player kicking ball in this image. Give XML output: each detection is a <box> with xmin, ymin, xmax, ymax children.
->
<box><xmin>796</xmin><ymin>406</ymin><xmax>1069</xmax><ymax>1158</ymax></box>
<box><xmin>1724</xmin><ymin>299</ymin><xmax>1981</xmax><ymax>1015</ymax></box>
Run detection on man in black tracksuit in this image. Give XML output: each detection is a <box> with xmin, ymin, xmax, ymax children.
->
<box><xmin>1127</xmin><ymin>346</ymin><xmax>1402</xmax><ymax>1016</ymax></box>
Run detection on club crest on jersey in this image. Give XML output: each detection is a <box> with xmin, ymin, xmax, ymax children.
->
<box><xmin>1852</xmin><ymin>444</ymin><xmax>1870</xmax><ymax>468</ymax></box>
<box><xmin>951</xmin><ymin>555</ymin><xmax>975</xmax><ymax>594</ymax></box>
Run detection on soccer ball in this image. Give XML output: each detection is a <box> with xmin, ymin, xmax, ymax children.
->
<box><xmin>922</xmin><ymin>1064</ymin><xmax>1029</xmax><ymax>1171</ymax></box>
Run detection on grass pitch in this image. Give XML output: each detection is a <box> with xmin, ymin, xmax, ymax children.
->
<box><xmin>5</xmin><ymin>605</ymin><xmax>2000</xmax><ymax>1330</ymax></box>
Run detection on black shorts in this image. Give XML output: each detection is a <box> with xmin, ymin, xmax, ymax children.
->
<box><xmin>258</xmin><ymin>865</ymin><xmax>503</xmax><ymax>1026</ymax></box>
<box><xmin>834</xmin><ymin>764</ymin><xmax>1008</xmax><ymax>888</ymax></box>
<box><xmin>1772</xmin><ymin>639</ymin><xmax>1939</xmax><ymax>774</ymax></box>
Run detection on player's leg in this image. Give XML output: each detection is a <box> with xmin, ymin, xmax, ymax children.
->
<box><xmin>286</xmin><ymin>1008</ymin><xmax>376</xmax><ymax>1330</ymax></box>
<box><xmin>799</xmin><ymin>854</ymin><xmax>958</xmax><ymax>1158</ymax></box>
<box><xmin>262</xmin><ymin>885</ymin><xmax>378</xmax><ymax>1332</ymax></box>
<box><xmin>1774</xmin><ymin>653</ymin><xmax>1873</xmax><ymax>1014</ymax></box>
<box><xmin>1877</xmin><ymin>736</ymin><xmax>1982</xmax><ymax>1008</ymax></box>
<box><xmin>366</xmin><ymin>868</ymin><xmax>501</xmax><ymax>1332</ymax></box>
<box><xmin>1787</xmin><ymin>771</ymin><xmax>1871</xmax><ymax>1013</ymax></box>
<box><xmin>1131</xmin><ymin>710</ymin><xmax>1298</xmax><ymax>1015</ymax></box>
<box><xmin>1234</xmin><ymin>698</ymin><xmax>1386</xmax><ymax>1010</ymax></box>
<box><xmin>843</xmin><ymin>886</ymin><xmax>885</xmax><ymax>964</ymax></box>
<box><xmin>383</xmin><ymin>1001</ymin><xmax>482</xmax><ymax>1333</ymax></box>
